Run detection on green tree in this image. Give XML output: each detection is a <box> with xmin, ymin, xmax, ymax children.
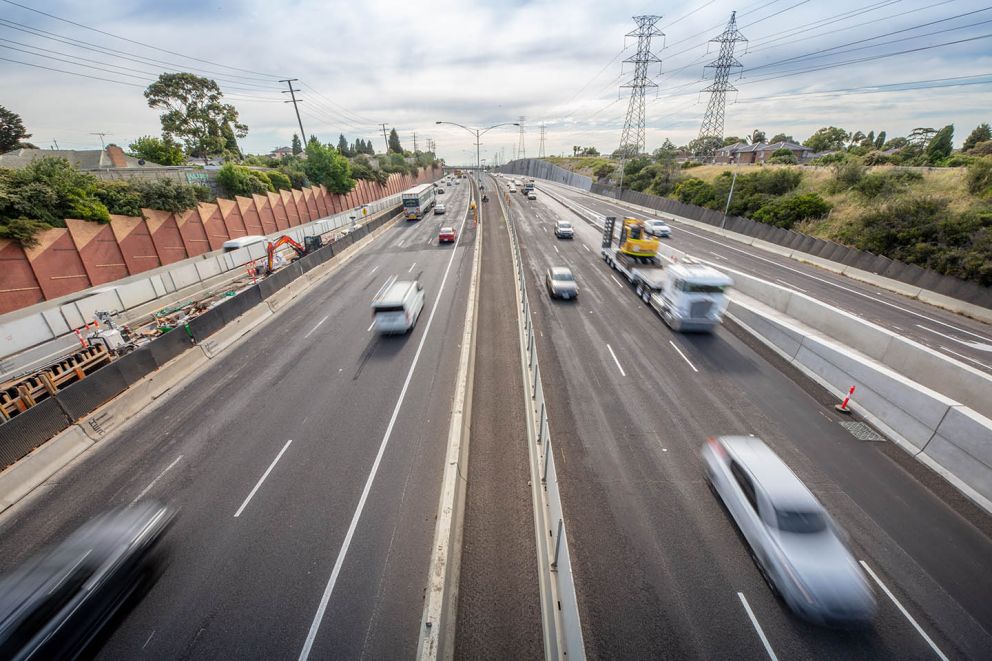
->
<box><xmin>388</xmin><ymin>128</ymin><xmax>403</xmax><ymax>153</ymax></box>
<box><xmin>220</xmin><ymin>121</ymin><xmax>242</xmax><ymax>159</ymax></box>
<box><xmin>127</xmin><ymin>135</ymin><xmax>186</xmax><ymax>165</ymax></box>
<box><xmin>144</xmin><ymin>73</ymin><xmax>248</xmax><ymax>163</ymax></box>
<box><xmin>963</xmin><ymin>123</ymin><xmax>991</xmax><ymax>152</ymax></box>
<box><xmin>130</xmin><ymin>178</ymin><xmax>211</xmax><ymax>211</ymax></box>
<box><xmin>291</xmin><ymin>133</ymin><xmax>302</xmax><ymax>155</ymax></box>
<box><xmin>882</xmin><ymin>136</ymin><xmax>908</xmax><ymax>150</ymax></box>
<box><xmin>751</xmin><ymin>129</ymin><xmax>766</xmax><ymax>143</ymax></box>
<box><xmin>752</xmin><ymin>193</ymin><xmax>831</xmax><ymax>228</ymax></box>
<box><xmin>217</xmin><ymin>163</ymin><xmax>273</xmax><ymax>197</ymax></box>
<box><xmin>723</xmin><ymin>136</ymin><xmax>747</xmax><ymax>146</ymax></box>
<box><xmin>0</xmin><ymin>105</ymin><xmax>31</xmax><ymax>152</ymax></box>
<box><xmin>926</xmin><ymin>124</ymin><xmax>954</xmax><ymax>164</ymax></box>
<box><xmin>0</xmin><ymin>157</ymin><xmax>110</xmax><ymax>228</ymax></box>
<box><xmin>688</xmin><ymin>135</ymin><xmax>723</xmax><ymax>157</ymax></box>
<box><xmin>264</xmin><ymin>170</ymin><xmax>292</xmax><ymax>191</ymax></box>
<box><xmin>803</xmin><ymin>126</ymin><xmax>849</xmax><ymax>152</ymax></box>
<box><xmin>874</xmin><ymin>131</ymin><xmax>887</xmax><ymax>150</ymax></box>
<box><xmin>769</xmin><ymin>133</ymin><xmax>795</xmax><ymax>144</ymax></box>
<box><xmin>337</xmin><ymin>133</ymin><xmax>351</xmax><ymax>157</ymax></box>
<box><xmin>304</xmin><ymin>137</ymin><xmax>354</xmax><ymax>193</ymax></box>
<box><xmin>767</xmin><ymin>148</ymin><xmax>798</xmax><ymax>164</ymax></box>
<box><xmin>674</xmin><ymin>177</ymin><xmax>716</xmax><ymax>206</ymax></box>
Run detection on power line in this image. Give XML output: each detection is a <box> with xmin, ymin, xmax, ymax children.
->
<box><xmin>0</xmin><ymin>54</ymin><xmax>145</xmax><ymax>87</ymax></box>
<box><xmin>697</xmin><ymin>12</ymin><xmax>747</xmax><ymax>152</ymax></box>
<box><xmin>0</xmin><ymin>0</ymin><xmax>285</xmax><ymax>79</ymax></box>
<box><xmin>617</xmin><ymin>16</ymin><xmax>663</xmax><ymax>157</ymax></box>
<box><xmin>299</xmin><ymin>81</ymin><xmax>379</xmax><ymax>128</ymax></box>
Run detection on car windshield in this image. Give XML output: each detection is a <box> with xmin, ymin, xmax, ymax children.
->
<box><xmin>552</xmin><ymin>272</ymin><xmax>574</xmax><ymax>281</ymax></box>
<box><xmin>774</xmin><ymin>507</ymin><xmax>827</xmax><ymax>533</ymax></box>
<box><xmin>440</xmin><ymin>228</ymin><xmax>453</xmax><ymax>233</ymax></box>
<box><xmin>681</xmin><ymin>283</ymin><xmax>726</xmax><ymax>294</ymax></box>
<box><xmin>559</xmin><ymin>223</ymin><xmax>571</xmax><ymax>228</ymax></box>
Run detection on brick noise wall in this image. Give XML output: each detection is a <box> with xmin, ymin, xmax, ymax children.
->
<box><xmin>0</xmin><ymin>166</ymin><xmax>440</xmax><ymax>314</ymax></box>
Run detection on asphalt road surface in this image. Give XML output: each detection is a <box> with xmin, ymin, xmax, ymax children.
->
<box><xmin>500</xmin><ymin>175</ymin><xmax>992</xmax><ymax>660</ymax></box>
<box><xmin>0</xmin><ymin>180</ymin><xmax>476</xmax><ymax>660</ymax></box>
<box><xmin>539</xmin><ymin>180</ymin><xmax>992</xmax><ymax>375</ymax></box>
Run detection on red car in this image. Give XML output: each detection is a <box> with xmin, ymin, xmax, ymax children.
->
<box><xmin>438</xmin><ymin>226</ymin><xmax>457</xmax><ymax>243</ymax></box>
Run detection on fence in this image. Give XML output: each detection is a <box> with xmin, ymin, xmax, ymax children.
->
<box><xmin>0</xmin><ymin>209</ymin><xmax>399</xmax><ymax>469</ymax></box>
<box><xmin>501</xmin><ymin>183</ymin><xmax>585</xmax><ymax>659</ymax></box>
<box><xmin>497</xmin><ymin>158</ymin><xmax>593</xmax><ymax>190</ymax></box>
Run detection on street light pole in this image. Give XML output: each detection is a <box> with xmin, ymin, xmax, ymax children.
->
<box><xmin>436</xmin><ymin>120</ymin><xmax>519</xmax><ymax>185</ymax></box>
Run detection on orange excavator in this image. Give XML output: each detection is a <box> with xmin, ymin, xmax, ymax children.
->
<box><xmin>266</xmin><ymin>236</ymin><xmax>305</xmax><ymax>273</ymax></box>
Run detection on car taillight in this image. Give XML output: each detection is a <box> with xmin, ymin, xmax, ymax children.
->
<box><xmin>707</xmin><ymin>437</ymin><xmax>727</xmax><ymax>461</ymax></box>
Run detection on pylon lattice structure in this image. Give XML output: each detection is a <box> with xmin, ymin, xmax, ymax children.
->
<box><xmin>538</xmin><ymin>123</ymin><xmax>546</xmax><ymax>158</ymax></box>
<box><xmin>517</xmin><ymin>116</ymin><xmax>526</xmax><ymax>160</ymax></box>
<box><xmin>697</xmin><ymin>11</ymin><xmax>747</xmax><ymax>156</ymax></box>
<box><xmin>617</xmin><ymin>15</ymin><xmax>663</xmax><ymax>158</ymax></box>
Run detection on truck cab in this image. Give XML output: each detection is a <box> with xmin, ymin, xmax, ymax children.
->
<box><xmin>649</xmin><ymin>260</ymin><xmax>733</xmax><ymax>332</ymax></box>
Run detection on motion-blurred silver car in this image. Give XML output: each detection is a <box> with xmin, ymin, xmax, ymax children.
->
<box><xmin>546</xmin><ymin>266</ymin><xmax>578</xmax><ymax>300</ymax></box>
<box><xmin>702</xmin><ymin>436</ymin><xmax>876</xmax><ymax>627</ymax></box>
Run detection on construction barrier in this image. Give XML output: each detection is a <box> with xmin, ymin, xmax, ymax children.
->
<box><xmin>54</xmin><ymin>363</ymin><xmax>129</xmax><ymax>422</ymax></box>
<box><xmin>146</xmin><ymin>325</ymin><xmax>196</xmax><ymax>367</ymax></box>
<box><xmin>0</xmin><ymin>398</ymin><xmax>71</xmax><ymax>468</ymax></box>
<box><xmin>113</xmin><ymin>347</ymin><xmax>158</xmax><ymax>386</ymax></box>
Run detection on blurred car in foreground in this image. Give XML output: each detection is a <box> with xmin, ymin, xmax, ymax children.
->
<box><xmin>0</xmin><ymin>503</ymin><xmax>173</xmax><ymax>659</ymax></box>
<box><xmin>702</xmin><ymin>436</ymin><xmax>876</xmax><ymax>627</ymax></box>
<box><xmin>545</xmin><ymin>266</ymin><xmax>578</xmax><ymax>300</ymax></box>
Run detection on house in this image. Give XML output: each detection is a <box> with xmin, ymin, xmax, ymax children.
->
<box><xmin>714</xmin><ymin>141</ymin><xmax>813</xmax><ymax>164</ymax></box>
<box><xmin>270</xmin><ymin>146</ymin><xmax>294</xmax><ymax>158</ymax></box>
<box><xmin>0</xmin><ymin>145</ymin><xmax>161</xmax><ymax>169</ymax></box>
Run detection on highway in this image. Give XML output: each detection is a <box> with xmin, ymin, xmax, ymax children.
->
<box><xmin>499</xmin><ymin>176</ymin><xmax>992</xmax><ymax>659</ymax></box>
<box><xmin>0</xmin><ymin>181</ymin><xmax>476</xmax><ymax>659</ymax></box>
<box><xmin>539</xmin><ymin>180</ymin><xmax>992</xmax><ymax>375</ymax></box>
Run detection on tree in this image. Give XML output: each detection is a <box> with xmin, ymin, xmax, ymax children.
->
<box><xmin>217</xmin><ymin>163</ymin><xmax>273</xmax><ymax>197</ymax></box>
<box><xmin>751</xmin><ymin>129</ymin><xmax>766</xmax><ymax>144</ymax></box>
<box><xmin>127</xmin><ymin>135</ymin><xmax>186</xmax><ymax>165</ymax></box>
<box><xmin>0</xmin><ymin>105</ymin><xmax>31</xmax><ymax>152</ymax></box>
<box><xmin>723</xmin><ymin>136</ymin><xmax>747</xmax><ymax>146</ymax></box>
<box><xmin>908</xmin><ymin>127</ymin><xmax>937</xmax><ymax>147</ymax></box>
<box><xmin>688</xmin><ymin>135</ymin><xmax>723</xmax><ymax>158</ymax></box>
<box><xmin>863</xmin><ymin>131</ymin><xmax>875</xmax><ymax>148</ymax></box>
<box><xmin>803</xmin><ymin>126</ymin><xmax>849</xmax><ymax>152</ymax></box>
<box><xmin>388</xmin><ymin>128</ymin><xmax>403</xmax><ymax>153</ymax></box>
<box><xmin>144</xmin><ymin>73</ymin><xmax>248</xmax><ymax>163</ymax></box>
<box><xmin>848</xmin><ymin>131</ymin><xmax>866</xmax><ymax>148</ymax></box>
<box><xmin>0</xmin><ymin>157</ymin><xmax>110</xmax><ymax>228</ymax></box>
<box><xmin>882</xmin><ymin>136</ymin><xmax>908</xmax><ymax>150</ymax></box>
<box><xmin>337</xmin><ymin>133</ymin><xmax>351</xmax><ymax>157</ymax></box>
<box><xmin>304</xmin><ymin>137</ymin><xmax>354</xmax><ymax>193</ymax></box>
<box><xmin>769</xmin><ymin>133</ymin><xmax>795</xmax><ymax>144</ymax></box>
<box><xmin>874</xmin><ymin>131</ymin><xmax>887</xmax><ymax>150</ymax></box>
<box><xmin>291</xmin><ymin>133</ymin><xmax>302</xmax><ymax>155</ymax></box>
<box><xmin>963</xmin><ymin>123</ymin><xmax>991</xmax><ymax>152</ymax></box>
<box><xmin>966</xmin><ymin>157</ymin><xmax>992</xmax><ymax>199</ymax></box>
<box><xmin>926</xmin><ymin>124</ymin><xmax>953</xmax><ymax>164</ymax></box>
<box><xmin>220</xmin><ymin>121</ymin><xmax>242</xmax><ymax>159</ymax></box>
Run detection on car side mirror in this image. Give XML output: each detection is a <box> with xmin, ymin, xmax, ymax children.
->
<box><xmin>417</xmin><ymin>282</ymin><xmax>423</xmax><ymax>291</ymax></box>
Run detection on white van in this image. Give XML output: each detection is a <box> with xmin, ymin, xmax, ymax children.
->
<box><xmin>372</xmin><ymin>279</ymin><xmax>425</xmax><ymax>334</ymax></box>
<box><xmin>222</xmin><ymin>235</ymin><xmax>267</xmax><ymax>252</ymax></box>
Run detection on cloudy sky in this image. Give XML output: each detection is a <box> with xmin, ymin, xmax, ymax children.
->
<box><xmin>2</xmin><ymin>0</ymin><xmax>990</xmax><ymax>163</ymax></box>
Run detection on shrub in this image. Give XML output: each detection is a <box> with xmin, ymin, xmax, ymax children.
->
<box><xmin>680</xmin><ymin>160</ymin><xmax>703</xmax><ymax>169</ymax></box>
<box><xmin>674</xmin><ymin>177</ymin><xmax>716</xmax><ymax>206</ymax></box>
<box><xmin>942</xmin><ymin>154</ymin><xmax>975</xmax><ymax>168</ymax></box>
<box><xmin>96</xmin><ymin>180</ymin><xmax>144</xmax><ymax>217</ymax></box>
<box><xmin>752</xmin><ymin>193</ymin><xmax>831</xmax><ymax>228</ymax></box>
<box><xmin>970</xmin><ymin>140</ymin><xmax>992</xmax><ymax>156</ymax></box>
<box><xmin>967</xmin><ymin>158</ymin><xmax>992</xmax><ymax>199</ymax></box>
<box><xmin>593</xmin><ymin>162</ymin><xmax>615</xmax><ymax>180</ymax></box>
<box><xmin>0</xmin><ymin>157</ymin><xmax>110</xmax><ymax>227</ymax></box>
<box><xmin>131</xmin><ymin>178</ymin><xmax>212</xmax><ymax>212</ymax></box>
<box><xmin>827</xmin><ymin>160</ymin><xmax>866</xmax><ymax>193</ymax></box>
<box><xmin>767</xmin><ymin>153</ymin><xmax>798</xmax><ymax>164</ymax></box>
<box><xmin>0</xmin><ymin>217</ymin><xmax>51</xmax><ymax>247</ymax></box>
<box><xmin>217</xmin><ymin>163</ymin><xmax>274</xmax><ymax>197</ymax></box>
<box><xmin>810</xmin><ymin>152</ymin><xmax>848</xmax><ymax>165</ymax></box>
<box><xmin>862</xmin><ymin>151</ymin><xmax>894</xmax><ymax>166</ymax></box>
<box><xmin>265</xmin><ymin>170</ymin><xmax>293</xmax><ymax>191</ymax></box>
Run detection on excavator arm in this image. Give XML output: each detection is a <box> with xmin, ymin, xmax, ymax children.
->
<box><xmin>266</xmin><ymin>235</ymin><xmax>307</xmax><ymax>272</ymax></box>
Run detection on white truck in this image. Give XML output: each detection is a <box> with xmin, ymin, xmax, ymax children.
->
<box><xmin>600</xmin><ymin>216</ymin><xmax>732</xmax><ymax>332</ymax></box>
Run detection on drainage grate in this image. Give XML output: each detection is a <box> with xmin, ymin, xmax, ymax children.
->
<box><xmin>840</xmin><ymin>421</ymin><xmax>885</xmax><ymax>441</ymax></box>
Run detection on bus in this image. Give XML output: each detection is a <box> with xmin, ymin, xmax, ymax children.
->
<box><xmin>401</xmin><ymin>183</ymin><xmax>436</xmax><ymax>220</ymax></box>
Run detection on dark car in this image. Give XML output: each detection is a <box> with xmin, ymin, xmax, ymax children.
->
<box><xmin>0</xmin><ymin>504</ymin><xmax>174</xmax><ymax>660</ymax></box>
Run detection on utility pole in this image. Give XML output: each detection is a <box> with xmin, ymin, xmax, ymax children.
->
<box><xmin>279</xmin><ymin>79</ymin><xmax>307</xmax><ymax>146</ymax></box>
<box><xmin>380</xmin><ymin>124</ymin><xmax>390</xmax><ymax>152</ymax></box>
<box><xmin>516</xmin><ymin>116</ymin><xmax>526</xmax><ymax>160</ymax></box>
<box><xmin>616</xmin><ymin>15</ymin><xmax>663</xmax><ymax>198</ymax></box>
<box><xmin>52</xmin><ymin>139</ymin><xmax>60</xmax><ymax>150</ymax></box>
<box><xmin>413</xmin><ymin>131</ymin><xmax>418</xmax><ymax>153</ymax></box>
<box><xmin>697</xmin><ymin>12</ymin><xmax>747</xmax><ymax>160</ymax></box>
<box><xmin>721</xmin><ymin>169</ymin><xmax>738</xmax><ymax>229</ymax></box>
<box><xmin>538</xmin><ymin>123</ymin><xmax>546</xmax><ymax>158</ymax></box>
<box><xmin>90</xmin><ymin>132</ymin><xmax>109</xmax><ymax>149</ymax></box>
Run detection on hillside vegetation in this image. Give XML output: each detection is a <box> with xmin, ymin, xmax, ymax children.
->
<box><xmin>543</xmin><ymin>156</ymin><xmax>992</xmax><ymax>286</ymax></box>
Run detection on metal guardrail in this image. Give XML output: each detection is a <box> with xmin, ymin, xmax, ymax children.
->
<box><xmin>497</xmin><ymin>179</ymin><xmax>586</xmax><ymax>660</ymax></box>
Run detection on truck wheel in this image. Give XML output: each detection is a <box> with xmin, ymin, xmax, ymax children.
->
<box><xmin>635</xmin><ymin>283</ymin><xmax>643</xmax><ymax>297</ymax></box>
<box><xmin>642</xmin><ymin>290</ymin><xmax>650</xmax><ymax>304</ymax></box>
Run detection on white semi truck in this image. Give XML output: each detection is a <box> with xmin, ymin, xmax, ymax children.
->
<box><xmin>600</xmin><ymin>216</ymin><xmax>733</xmax><ymax>332</ymax></box>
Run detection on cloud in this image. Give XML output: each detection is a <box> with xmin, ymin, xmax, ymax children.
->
<box><xmin>1</xmin><ymin>0</ymin><xmax>989</xmax><ymax>160</ymax></box>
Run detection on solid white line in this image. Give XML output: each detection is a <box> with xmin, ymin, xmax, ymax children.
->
<box><xmin>234</xmin><ymin>440</ymin><xmax>293</xmax><ymax>518</ymax></box>
<box><xmin>606</xmin><ymin>343</ymin><xmax>627</xmax><ymax>376</ymax></box>
<box><xmin>859</xmin><ymin>561</ymin><xmax>949</xmax><ymax>661</ymax></box>
<box><xmin>298</xmin><ymin>202</ymin><xmax>470</xmax><ymax>661</ymax></box>
<box><xmin>367</xmin><ymin>321</ymin><xmax>375</xmax><ymax>332</ymax></box>
<box><xmin>737</xmin><ymin>593</ymin><xmax>778</xmax><ymax>661</ymax></box>
<box><xmin>130</xmin><ymin>455</ymin><xmax>183</xmax><ymax>506</ymax></box>
<box><xmin>610</xmin><ymin>274</ymin><xmax>624</xmax><ymax>288</ymax></box>
<box><xmin>708</xmin><ymin>251</ymin><xmax>727</xmax><ymax>260</ymax></box>
<box><xmin>916</xmin><ymin>324</ymin><xmax>992</xmax><ymax>350</ymax></box>
<box><xmin>304</xmin><ymin>315</ymin><xmax>329</xmax><ymax>339</ymax></box>
<box><xmin>775</xmin><ymin>278</ymin><xmax>807</xmax><ymax>293</ymax></box>
<box><xmin>408</xmin><ymin>262</ymin><xmax>417</xmax><ymax>272</ymax></box>
<box><xmin>939</xmin><ymin>345</ymin><xmax>992</xmax><ymax>370</ymax></box>
<box><xmin>370</xmin><ymin>265</ymin><xmax>379</xmax><ymax>274</ymax></box>
<box><xmin>554</xmin><ymin>245</ymin><xmax>560</xmax><ymax>254</ymax></box>
<box><xmin>583</xmin><ymin>244</ymin><xmax>591</xmax><ymax>252</ymax></box>
<box><xmin>669</xmin><ymin>340</ymin><xmax>699</xmax><ymax>373</ymax></box>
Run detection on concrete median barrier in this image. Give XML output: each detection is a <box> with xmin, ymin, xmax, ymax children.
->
<box><xmin>922</xmin><ymin>407</ymin><xmax>992</xmax><ymax>506</ymax></box>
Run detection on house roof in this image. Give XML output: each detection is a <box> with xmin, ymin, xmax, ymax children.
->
<box><xmin>716</xmin><ymin>140</ymin><xmax>812</xmax><ymax>155</ymax></box>
<box><xmin>0</xmin><ymin>147</ymin><xmax>156</xmax><ymax>169</ymax></box>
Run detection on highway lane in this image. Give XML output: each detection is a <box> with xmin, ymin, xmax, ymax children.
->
<box><xmin>537</xmin><ymin>180</ymin><xmax>992</xmax><ymax>374</ymax></box>
<box><xmin>0</xmin><ymin>180</ymin><xmax>476</xmax><ymax>659</ymax></box>
<box><xmin>500</xmin><ymin>177</ymin><xmax>992</xmax><ymax>660</ymax></box>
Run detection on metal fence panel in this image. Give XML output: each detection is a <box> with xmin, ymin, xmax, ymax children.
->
<box><xmin>113</xmin><ymin>346</ymin><xmax>158</xmax><ymax>385</ymax></box>
<box><xmin>147</xmin><ymin>326</ymin><xmax>195</xmax><ymax>367</ymax></box>
<box><xmin>0</xmin><ymin>398</ymin><xmax>71</xmax><ymax>468</ymax></box>
<box><xmin>55</xmin><ymin>363</ymin><xmax>128</xmax><ymax>421</ymax></box>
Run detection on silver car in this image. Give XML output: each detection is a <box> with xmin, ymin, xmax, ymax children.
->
<box><xmin>702</xmin><ymin>436</ymin><xmax>876</xmax><ymax>627</ymax></box>
<box><xmin>644</xmin><ymin>218</ymin><xmax>671</xmax><ymax>237</ymax></box>
<box><xmin>545</xmin><ymin>266</ymin><xmax>578</xmax><ymax>300</ymax></box>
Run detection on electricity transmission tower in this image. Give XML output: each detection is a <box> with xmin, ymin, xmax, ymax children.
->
<box><xmin>517</xmin><ymin>116</ymin><xmax>526</xmax><ymax>160</ymax></box>
<box><xmin>538</xmin><ymin>123</ymin><xmax>546</xmax><ymax>158</ymax></box>
<box><xmin>616</xmin><ymin>15</ymin><xmax>663</xmax><ymax>159</ymax></box>
<box><xmin>696</xmin><ymin>12</ymin><xmax>747</xmax><ymax>157</ymax></box>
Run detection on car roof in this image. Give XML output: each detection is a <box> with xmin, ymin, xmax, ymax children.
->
<box><xmin>440</xmin><ymin>226</ymin><xmax>454</xmax><ymax>232</ymax></box>
<box><xmin>374</xmin><ymin>280</ymin><xmax>418</xmax><ymax>306</ymax></box>
<box><xmin>549</xmin><ymin>266</ymin><xmax>573</xmax><ymax>277</ymax></box>
<box><xmin>719</xmin><ymin>436</ymin><xmax>820</xmax><ymax>509</ymax></box>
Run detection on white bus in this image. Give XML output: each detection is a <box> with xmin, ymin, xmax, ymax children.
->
<box><xmin>401</xmin><ymin>184</ymin><xmax>436</xmax><ymax>220</ymax></box>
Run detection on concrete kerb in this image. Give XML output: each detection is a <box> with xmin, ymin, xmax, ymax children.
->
<box><xmin>0</xmin><ymin>210</ymin><xmax>402</xmax><ymax>517</ymax></box>
<box><xmin>565</xmin><ymin>182</ymin><xmax>992</xmax><ymax>323</ymax></box>
<box><xmin>417</xmin><ymin>202</ymin><xmax>482</xmax><ymax>661</ymax></box>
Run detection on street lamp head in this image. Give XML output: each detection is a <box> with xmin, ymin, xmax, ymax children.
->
<box><xmin>435</xmin><ymin>121</ymin><xmax>442</xmax><ymax>124</ymax></box>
